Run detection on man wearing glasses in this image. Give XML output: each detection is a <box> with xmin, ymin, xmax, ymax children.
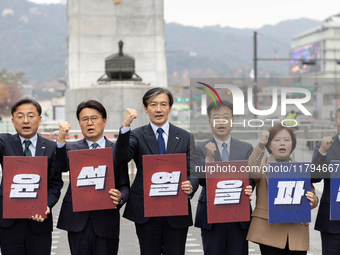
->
<box><xmin>0</xmin><ymin>98</ymin><xmax>63</xmax><ymax>255</ymax></box>
<box><xmin>55</xmin><ymin>100</ymin><xmax>129</xmax><ymax>255</ymax></box>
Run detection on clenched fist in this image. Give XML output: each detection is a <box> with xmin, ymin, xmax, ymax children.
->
<box><xmin>58</xmin><ymin>121</ymin><xmax>71</xmax><ymax>143</ymax></box>
<box><xmin>122</xmin><ymin>108</ymin><xmax>138</xmax><ymax>127</ymax></box>
<box><xmin>319</xmin><ymin>136</ymin><xmax>333</xmax><ymax>154</ymax></box>
<box><xmin>260</xmin><ymin>131</ymin><xmax>270</xmax><ymax>145</ymax></box>
<box><xmin>181</xmin><ymin>180</ymin><xmax>192</xmax><ymax>195</ymax></box>
<box><xmin>205</xmin><ymin>142</ymin><xmax>217</xmax><ymax>162</ymax></box>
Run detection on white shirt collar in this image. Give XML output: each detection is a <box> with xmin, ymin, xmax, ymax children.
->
<box><xmin>150</xmin><ymin>121</ymin><xmax>170</xmax><ymax>137</ymax></box>
<box><xmin>19</xmin><ymin>134</ymin><xmax>38</xmax><ymax>148</ymax></box>
<box><xmin>86</xmin><ymin>136</ymin><xmax>106</xmax><ymax>149</ymax></box>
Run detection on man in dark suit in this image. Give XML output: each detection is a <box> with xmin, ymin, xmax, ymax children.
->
<box><xmin>312</xmin><ymin>104</ymin><xmax>340</xmax><ymax>255</ymax></box>
<box><xmin>195</xmin><ymin>100</ymin><xmax>253</xmax><ymax>255</ymax></box>
<box><xmin>0</xmin><ymin>98</ymin><xmax>63</xmax><ymax>255</ymax></box>
<box><xmin>115</xmin><ymin>87</ymin><xmax>199</xmax><ymax>255</ymax></box>
<box><xmin>54</xmin><ymin>100</ymin><xmax>129</xmax><ymax>255</ymax></box>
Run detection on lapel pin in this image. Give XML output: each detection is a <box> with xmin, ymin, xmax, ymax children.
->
<box><xmin>42</xmin><ymin>147</ymin><xmax>46</xmax><ymax>150</ymax></box>
<box><xmin>176</xmin><ymin>137</ymin><xmax>179</xmax><ymax>140</ymax></box>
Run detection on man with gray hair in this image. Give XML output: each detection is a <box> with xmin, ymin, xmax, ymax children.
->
<box><xmin>312</xmin><ymin>104</ymin><xmax>340</xmax><ymax>255</ymax></box>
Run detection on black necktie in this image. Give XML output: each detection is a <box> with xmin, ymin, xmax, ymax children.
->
<box><xmin>24</xmin><ymin>140</ymin><xmax>32</xmax><ymax>156</ymax></box>
<box><xmin>157</xmin><ymin>128</ymin><xmax>166</xmax><ymax>155</ymax></box>
<box><xmin>92</xmin><ymin>143</ymin><xmax>99</xmax><ymax>149</ymax></box>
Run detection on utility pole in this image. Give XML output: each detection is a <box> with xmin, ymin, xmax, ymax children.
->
<box><xmin>253</xmin><ymin>31</ymin><xmax>258</xmax><ymax>114</ymax></box>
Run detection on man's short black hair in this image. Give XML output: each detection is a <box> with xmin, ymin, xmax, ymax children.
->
<box><xmin>207</xmin><ymin>100</ymin><xmax>233</xmax><ymax>118</ymax></box>
<box><xmin>76</xmin><ymin>100</ymin><xmax>107</xmax><ymax>120</ymax></box>
<box><xmin>11</xmin><ymin>98</ymin><xmax>42</xmax><ymax>116</ymax></box>
<box><xmin>142</xmin><ymin>87</ymin><xmax>173</xmax><ymax>108</ymax></box>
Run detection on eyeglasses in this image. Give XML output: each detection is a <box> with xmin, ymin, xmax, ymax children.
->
<box><xmin>14</xmin><ymin>114</ymin><xmax>38</xmax><ymax>122</ymax></box>
<box><xmin>79</xmin><ymin>116</ymin><xmax>103</xmax><ymax>124</ymax></box>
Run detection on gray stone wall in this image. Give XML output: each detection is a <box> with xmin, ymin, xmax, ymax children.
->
<box><xmin>65</xmin><ymin>82</ymin><xmax>156</xmax><ymax>130</ymax></box>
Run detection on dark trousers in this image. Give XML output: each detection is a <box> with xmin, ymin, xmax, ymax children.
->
<box><xmin>135</xmin><ymin>217</ymin><xmax>188</xmax><ymax>255</ymax></box>
<box><xmin>201</xmin><ymin>222</ymin><xmax>248</xmax><ymax>255</ymax></box>
<box><xmin>321</xmin><ymin>231</ymin><xmax>340</xmax><ymax>255</ymax></box>
<box><xmin>68</xmin><ymin>217</ymin><xmax>119</xmax><ymax>255</ymax></box>
<box><xmin>259</xmin><ymin>243</ymin><xmax>307</xmax><ymax>255</ymax></box>
<box><xmin>0</xmin><ymin>219</ymin><xmax>51</xmax><ymax>255</ymax></box>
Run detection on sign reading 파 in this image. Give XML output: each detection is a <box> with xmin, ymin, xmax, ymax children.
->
<box><xmin>143</xmin><ymin>154</ymin><xmax>187</xmax><ymax>217</ymax></box>
<box><xmin>330</xmin><ymin>160</ymin><xmax>340</xmax><ymax>220</ymax></box>
<box><xmin>268</xmin><ymin>162</ymin><xmax>311</xmax><ymax>223</ymax></box>
<box><xmin>206</xmin><ymin>160</ymin><xmax>250</xmax><ymax>224</ymax></box>
<box><xmin>3</xmin><ymin>156</ymin><xmax>47</xmax><ymax>219</ymax></box>
<box><xmin>68</xmin><ymin>148</ymin><xmax>116</xmax><ymax>212</ymax></box>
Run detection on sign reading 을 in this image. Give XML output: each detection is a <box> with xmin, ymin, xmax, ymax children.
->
<box><xmin>3</xmin><ymin>156</ymin><xmax>47</xmax><ymax>219</ymax></box>
<box><xmin>68</xmin><ymin>148</ymin><xmax>116</xmax><ymax>212</ymax></box>
<box><xmin>206</xmin><ymin>160</ymin><xmax>250</xmax><ymax>224</ymax></box>
<box><xmin>143</xmin><ymin>154</ymin><xmax>188</xmax><ymax>217</ymax></box>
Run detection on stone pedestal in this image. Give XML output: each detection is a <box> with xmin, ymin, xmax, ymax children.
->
<box><xmin>65</xmin><ymin>81</ymin><xmax>154</xmax><ymax>129</ymax></box>
<box><xmin>66</xmin><ymin>0</ymin><xmax>167</xmax><ymax>90</ymax></box>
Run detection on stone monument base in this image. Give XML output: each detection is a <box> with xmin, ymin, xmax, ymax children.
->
<box><xmin>65</xmin><ymin>81</ymin><xmax>154</xmax><ymax>130</ymax></box>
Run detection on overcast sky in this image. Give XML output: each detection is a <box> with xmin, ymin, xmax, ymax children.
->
<box><xmin>28</xmin><ymin>0</ymin><xmax>340</xmax><ymax>29</ymax></box>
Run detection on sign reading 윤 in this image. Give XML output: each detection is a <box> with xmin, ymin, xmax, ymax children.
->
<box><xmin>268</xmin><ymin>162</ymin><xmax>311</xmax><ymax>223</ymax></box>
<box><xmin>143</xmin><ymin>154</ymin><xmax>188</xmax><ymax>217</ymax></box>
<box><xmin>3</xmin><ymin>156</ymin><xmax>47</xmax><ymax>219</ymax></box>
<box><xmin>10</xmin><ymin>174</ymin><xmax>41</xmax><ymax>199</ymax></box>
<box><xmin>69</xmin><ymin>148</ymin><xmax>116</xmax><ymax>212</ymax></box>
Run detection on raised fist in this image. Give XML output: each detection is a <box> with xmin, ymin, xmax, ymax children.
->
<box><xmin>58</xmin><ymin>121</ymin><xmax>71</xmax><ymax>143</ymax></box>
<box><xmin>319</xmin><ymin>136</ymin><xmax>333</xmax><ymax>154</ymax></box>
<box><xmin>205</xmin><ymin>142</ymin><xmax>217</xmax><ymax>162</ymax></box>
<box><xmin>260</xmin><ymin>131</ymin><xmax>270</xmax><ymax>145</ymax></box>
<box><xmin>122</xmin><ymin>108</ymin><xmax>138</xmax><ymax>128</ymax></box>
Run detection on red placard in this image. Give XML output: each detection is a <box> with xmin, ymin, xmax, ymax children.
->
<box><xmin>206</xmin><ymin>160</ymin><xmax>250</xmax><ymax>224</ymax></box>
<box><xmin>68</xmin><ymin>148</ymin><xmax>116</xmax><ymax>212</ymax></box>
<box><xmin>143</xmin><ymin>154</ymin><xmax>188</xmax><ymax>217</ymax></box>
<box><xmin>3</xmin><ymin>156</ymin><xmax>47</xmax><ymax>219</ymax></box>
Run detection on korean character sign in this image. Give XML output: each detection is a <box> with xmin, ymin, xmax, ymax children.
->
<box><xmin>330</xmin><ymin>160</ymin><xmax>340</xmax><ymax>220</ymax></box>
<box><xmin>268</xmin><ymin>162</ymin><xmax>311</xmax><ymax>223</ymax></box>
<box><xmin>205</xmin><ymin>160</ymin><xmax>250</xmax><ymax>224</ymax></box>
<box><xmin>143</xmin><ymin>154</ymin><xmax>188</xmax><ymax>217</ymax></box>
<box><xmin>68</xmin><ymin>148</ymin><xmax>116</xmax><ymax>212</ymax></box>
<box><xmin>3</xmin><ymin>156</ymin><xmax>47</xmax><ymax>218</ymax></box>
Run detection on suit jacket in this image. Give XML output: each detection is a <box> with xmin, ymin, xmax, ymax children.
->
<box><xmin>247</xmin><ymin>145</ymin><xmax>318</xmax><ymax>251</ymax></box>
<box><xmin>194</xmin><ymin>137</ymin><xmax>254</xmax><ymax>230</ymax></box>
<box><xmin>0</xmin><ymin>133</ymin><xmax>63</xmax><ymax>234</ymax></box>
<box><xmin>312</xmin><ymin>134</ymin><xmax>340</xmax><ymax>234</ymax></box>
<box><xmin>115</xmin><ymin>123</ymin><xmax>199</xmax><ymax>228</ymax></box>
<box><xmin>54</xmin><ymin>137</ymin><xmax>130</xmax><ymax>239</ymax></box>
